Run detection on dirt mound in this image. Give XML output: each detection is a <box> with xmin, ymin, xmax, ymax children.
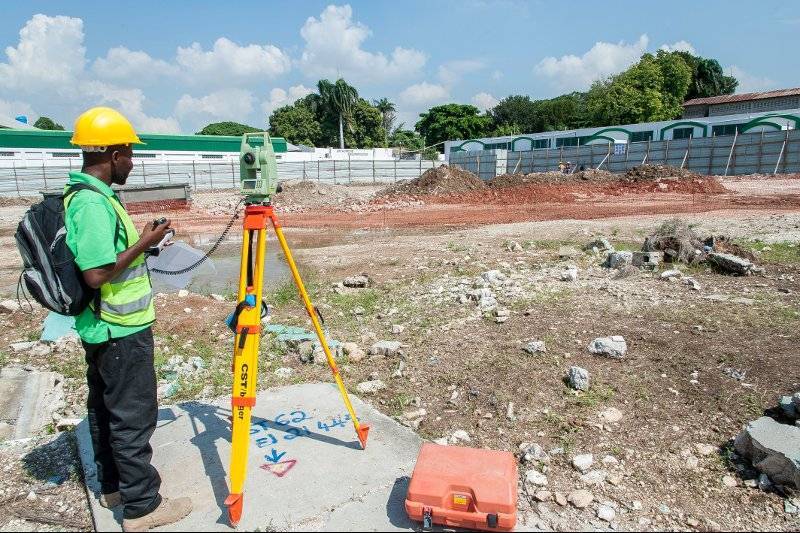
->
<box><xmin>489</xmin><ymin>169</ymin><xmax>617</xmax><ymax>188</ymax></box>
<box><xmin>378</xmin><ymin>165</ymin><xmax>486</xmax><ymax>197</ymax></box>
<box><xmin>624</xmin><ymin>164</ymin><xmax>704</xmax><ymax>182</ymax></box>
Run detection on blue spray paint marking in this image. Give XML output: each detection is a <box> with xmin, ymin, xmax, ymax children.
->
<box><xmin>264</xmin><ymin>449</ymin><xmax>286</xmax><ymax>464</ymax></box>
<box><xmin>249</xmin><ymin>410</ymin><xmax>352</xmax><ymax>476</ymax></box>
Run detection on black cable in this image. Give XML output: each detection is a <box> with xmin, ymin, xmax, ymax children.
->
<box><xmin>150</xmin><ymin>198</ymin><xmax>245</xmax><ymax>276</ymax></box>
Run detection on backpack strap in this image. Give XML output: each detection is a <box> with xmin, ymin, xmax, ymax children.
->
<box><xmin>64</xmin><ymin>183</ymin><xmax>125</xmax><ymax>320</ymax></box>
<box><xmin>64</xmin><ymin>183</ymin><xmax>126</xmax><ymax>247</ymax></box>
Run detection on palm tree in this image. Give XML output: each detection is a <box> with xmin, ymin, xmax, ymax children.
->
<box><xmin>318</xmin><ymin>78</ymin><xmax>359</xmax><ymax>149</ymax></box>
<box><xmin>373</xmin><ymin>98</ymin><xmax>396</xmax><ymax>147</ymax></box>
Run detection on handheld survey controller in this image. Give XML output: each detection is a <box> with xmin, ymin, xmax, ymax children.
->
<box><xmin>147</xmin><ymin>217</ymin><xmax>174</xmax><ymax>257</ymax></box>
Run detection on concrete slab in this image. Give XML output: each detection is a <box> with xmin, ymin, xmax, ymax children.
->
<box><xmin>0</xmin><ymin>366</ymin><xmax>64</xmax><ymax>440</ymax></box>
<box><xmin>77</xmin><ymin>383</ymin><xmax>422</xmax><ymax>531</ymax></box>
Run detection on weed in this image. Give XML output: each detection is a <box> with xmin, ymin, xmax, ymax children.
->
<box><xmin>0</xmin><ymin>350</ymin><xmax>6</xmax><ymax>368</ymax></box>
<box><xmin>329</xmin><ymin>289</ymin><xmax>380</xmax><ymax>317</ymax></box>
<box><xmin>391</xmin><ymin>393</ymin><xmax>414</xmax><ymax>416</ymax></box>
<box><xmin>569</xmin><ymin>384</ymin><xmax>615</xmax><ymax>408</ymax></box>
<box><xmin>447</xmin><ymin>241</ymin><xmax>468</xmax><ymax>253</ymax></box>
<box><xmin>741</xmin><ymin>392</ymin><xmax>764</xmax><ymax>418</ymax></box>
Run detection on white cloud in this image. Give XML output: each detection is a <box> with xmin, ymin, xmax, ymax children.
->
<box><xmin>85</xmin><ymin>82</ymin><xmax>181</xmax><ymax>133</ymax></box>
<box><xmin>726</xmin><ymin>65</ymin><xmax>778</xmax><ymax>94</ymax></box>
<box><xmin>92</xmin><ymin>47</ymin><xmax>176</xmax><ymax>83</ymax></box>
<box><xmin>399</xmin><ymin>82</ymin><xmax>450</xmax><ymax>107</ymax></box>
<box><xmin>0</xmin><ymin>98</ymin><xmax>36</xmax><ymax>123</ymax></box>
<box><xmin>438</xmin><ymin>60</ymin><xmax>484</xmax><ymax>85</ymax></box>
<box><xmin>176</xmin><ymin>38</ymin><xmax>290</xmax><ymax>84</ymax></box>
<box><xmin>491</xmin><ymin>70</ymin><xmax>503</xmax><ymax>81</ymax></box>
<box><xmin>0</xmin><ymin>15</ymin><xmax>180</xmax><ymax>133</ymax></box>
<box><xmin>0</xmin><ymin>14</ymin><xmax>86</xmax><ymax>89</ymax></box>
<box><xmin>471</xmin><ymin>92</ymin><xmax>498</xmax><ymax>111</ymax></box>
<box><xmin>175</xmin><ymin>89</ymin><xmax>256</xmax><ymax>126</ymax></box>
<box><xmin>659</xmin><ymin>40</ymin><xmax>696</xmax><ymax>55</ymax></box>
<box><xmin>261</xmin><ymin>85</ymin><xmax>314</xmax><ymax>116</ymax></box>
<box><xmin>299</xmin><ymin>4</ymin><xmax>426</xmax><ymax>83</ymax></box>
<box><xmin>535</xmin><ymin>35</ymin><xmax>649</xmax><ymax>92</ymax></box>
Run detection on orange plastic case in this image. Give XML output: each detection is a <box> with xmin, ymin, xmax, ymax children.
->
<box><xmin>405</xmin><ymin>443</ymin><xmax>518</xmax><ymax>532</ymax></box>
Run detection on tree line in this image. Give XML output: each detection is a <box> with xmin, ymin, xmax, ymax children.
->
<box><xmin>34</xmin><ymin>50</ymin><xmax>738</xmax><ymax>155</ymax></box>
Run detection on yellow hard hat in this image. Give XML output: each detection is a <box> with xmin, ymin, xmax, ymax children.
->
<box><xmin>70</xmin><ymin>106</ymin><xmax>143</xmax><ymax>148</ymax></box>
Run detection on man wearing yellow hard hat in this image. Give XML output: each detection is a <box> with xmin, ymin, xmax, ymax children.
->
<box><xmin>65</xmin><ymin>107</ymin><xmax>191</xmax><ymax>531</ymax></box>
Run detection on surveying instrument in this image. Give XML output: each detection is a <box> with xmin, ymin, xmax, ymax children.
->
<box><xmin>224</xmin><ymin>133</ymin><xmax>370</xmax><ymax>526</ymax></box>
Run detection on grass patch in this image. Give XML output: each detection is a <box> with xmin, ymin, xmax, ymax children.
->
<box><xmin>745</xmin><ymin>241</ymin><xmax>800</xmax><ymax>265</ymax></box>
<box><xmin>567</xmin><ymin>383</ymin><xmax>615</xmax><ymax>408</ymax></box>
<box><xmin>446</xmin><ymin>241</ymin><xmax>469</xmax><ymax>253</ymax></box>
<box><xmin>328</xmin><ymin>289</ymin><xmax>381</xmax><ymax>316</ymax></box>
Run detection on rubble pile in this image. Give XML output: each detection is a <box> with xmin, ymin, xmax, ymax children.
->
<box><xmin>378</xmin><ymin>165</ymin><xmax>487</xmax><ymax>197</ymax></box>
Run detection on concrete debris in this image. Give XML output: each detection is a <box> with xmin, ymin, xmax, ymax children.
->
<box><xmin>580</xmin><ymin>469</ymin><xmax>608</xmax><ymax>486</ymax></box>
<box><xmin>588</xmin><ymin>335</ymin><xmax>627</xmax><ymax>358</ymax></box>
<box><xmin>0</xmin><ymin>366</ymin><xmax>65</xmax><ymax>440</ymax></box>
<box><xmin>734</xmin><ymin>416</ymin><xmax>800</xmax><ymax>489</ymax></box>
<box><xmin>686</xmin><ymin>277</ymin><xmax>702</xmax><ymax>290</ymax></box>
<box><xmin>554</xmin><ymin>493</ymin><xmax>568</xmax><ymax>507</ymax></box>
<box><xmin>507</xmin><ymin>241</ymin><xmax>524</xmax><ymax>253</ymax></box>
<box><xmin>632</xmin><ymin>251</ymin><xmax>662</xmax><ymax>270</ymax></box>
<box><xmin>785</xmin><ymin>498</ymin><xmax>800</xmax><ymax>515</ymax></box>
<box><xmin>506</xmin><ymin>402</ymin><xmax>516</xmax><ymax>421</ymax></box>
<box><xmin>597</xmin><ymin>504</ymin><xmax>616</xmax><ymax>522</ymax></box>
<box><xmin>450</xmin><ymin>430</ymin><xmax>471</xmax><ymax>444</ymax></box>
<box><xmin>368</xmin><ymin>340</ymin><xmax>402</xmax><ymax>357</ymax></box>
<box><xmin>433</xmin><ymin>437</ymin><xmax>449</xmax><ymax>446</ymax></box>
<box><xmin>342</xmin><ymin>342</ymin><xmax>366</xmax><ymax>363</ymax></box>
<box><xmin>519</xmin><ymin>442</ymin><xmax>549</xmax><ymax>464</ymax></box>
<box><xmin>524</xmin><ymin>469</ymin><xmax>548</xmax><ymax>489</ymax></box>
<box><xmin>708</xmin><ymin>252</ymin><xmax>755</xmax><ymax>276</ymax></box>
<box><xmin>568</xmin><ymin>366</ymin><xmax>590</xmax><ymax>391</ymax></box>
<box><xmin>494</xmin><ymin>308</ymin><xmax>510</xmax><ymax>323</ymax></box>
<box><xmin>391</xmin><ymin>324</ymin><xmax>405</xmax><ymax>334</ymax></box>
<box><xmin>533</xmin><ymin>490</ymin><xmax>551</xmax><ymax>502</ymax></box>
<box><xmin>605</xmin><ymin>251</ymin><xmax>633</xmax><ymax>269</ymax></box>
<box><xmin>584</xmin><ymin>238</ymin><xmax>614</xmax><ymax>253</ymax></box>
<box><xmin>481</xmin><ymin>270</ymin><xmax>506</xmax><ymax>285</ymax></box>
<box><xmin>660</xmin><ymin>269</ymin><xmax>683</xmax><ymax>280</ymax></box>
<box><xmin>523</xmin><ymin>340</ymin><xmax>546</xmax><ymax>355</ymax></box>
<box><xmin>567</xmin><ymin>489</ymin><xmax>594</xmax><ymax>509</ymax></box>
<box><xmin>0</xmin><ymin>299</ymin><xmax>20</xmax><ymax>313</ymax></box>
<box><xmin>355</xmin><ymin>380</ymin><xmax>386</xmax><ymax>394</ymax></box>
<box><xmin>572</xmin><ymin>453</ymin><xmax>594</xmax><ymax>473</ymax></box>
<box><xmin>178</xmin><ymin>289</ymin><xmax>189</xmax><ymax>297</ymax></box>
<box><xmin>695</xmin><ymin>443</ymin><xmax>717</xmax><ymax>457</ymax></box>
<box><xmin>10</xmin><ymin>341</ymin><xmax>36</xmax><ymax>353</ymax></box>
<box><xmin>343</xmin><ymin>274</ymin><xmax>371</xmax><ymax>288</ymax></box>
<box><xmin>599</xmin><ymin>407</ymin><xmax>624</xmax><ymax>424</ymax></box>
<box><xmin>210</xmin><ymin>293</ymin><xmax>225</xmax><ymax>302</ymax></box>
<box><xmin>560</xmin><ymin>267</ymin><xmax>579</xmax><ymax>282</ymax></box>
<box><xmin>722</xmin><ymin>475</ymin><xmax>738</xmax><ymax>488</ymax></box>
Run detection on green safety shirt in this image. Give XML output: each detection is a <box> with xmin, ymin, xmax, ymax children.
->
<box><xmin>64</xmin><ymin>171</ymin><xmax>154</xmax><ymax>343</ymax></box>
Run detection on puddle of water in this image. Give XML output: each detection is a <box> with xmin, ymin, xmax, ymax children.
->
<box><xmin>150</xmin><ymin>237</ymin><xmax>291</xmax><ymax>296</ymax></box>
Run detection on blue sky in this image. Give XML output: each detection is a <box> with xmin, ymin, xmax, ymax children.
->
<box><xmin>0</xmin><ymin>1</ymin><xmax>797</xmax><ymax>134</ymax></box>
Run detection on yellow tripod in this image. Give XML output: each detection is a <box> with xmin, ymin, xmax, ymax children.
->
<box><xmin>224</xmin><ymin>204</ymin><xmax>370</xmax><ymax>526</ymax></box>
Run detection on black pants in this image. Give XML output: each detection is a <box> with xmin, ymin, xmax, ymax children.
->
<box><xmin>84</xmin><ymin>326</ymin><xmax>162</xmax><ymax>519</ymax></box>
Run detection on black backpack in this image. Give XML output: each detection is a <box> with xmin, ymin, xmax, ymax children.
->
<box><xmin>15</xmin><ymin>183</ymin><xmax>111</xmax><ymax>316</ymax></box>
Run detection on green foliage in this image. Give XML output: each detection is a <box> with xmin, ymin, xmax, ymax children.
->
<box><xmin>197</xmin><ymin>121</ymin><xmax>261</xmax><ymax>136</ymax></box>
<box><xmin>33</xmin><ymin>116</ymin><xmax>64</xmax><ymax>130</ymax></box>
<box><xmin>317</xmin><ymin>78</ymin><xmax>360</xmax><ymax>149</ymax></box>
<box><xmin>373</xmin><ymin>98</ymin><xmax>397</xmax><ymax>146</ymax></box>
<box><xmin>415</xmin><ymin>104</ymin><xmax>492</xmax><ymax>151</ymax></box>
<box><xmin>268</xmin><ymin>105</ymin><xmax>321</xmax><ymax>146</ymax></box>
<box><xmin>586</xmin><ymin>52</ymin><xmax>692</xmax><ymax>125</ymax></box>
<box><xmin>389</xmin><ymin>129</ymin><xmax>424</xmax><ymax>151</ymax></box>
<box><xmin>489</xmin><ymin>51</ymin><xmax>736</xmax><ymax>135</ymax></box>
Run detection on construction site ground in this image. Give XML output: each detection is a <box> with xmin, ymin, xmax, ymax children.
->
<box><xmin>0</xmin><ymin>169</ymin><xmax>799</xmax><ymax>531</ymax></box>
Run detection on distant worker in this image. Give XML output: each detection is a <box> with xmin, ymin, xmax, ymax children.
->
<box><xmin>564</xmin><ymin>161</ymin><xmax>573</xmax><ymax>174</ymax></box>
<box><xmin>65</xmin><ymin>107</ymin><xmax>191</xmax><ymax>531</ymax></box>
<box><xmin>558</xmin><ymin>161</ymin><xmax>566</xmax><ymax>173</ymax></box>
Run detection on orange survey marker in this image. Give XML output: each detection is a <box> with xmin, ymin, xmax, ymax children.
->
<box><xmin>405</xmin><ymin>443</ymin><xmax>517</xmax><ymax>532</ymax></box>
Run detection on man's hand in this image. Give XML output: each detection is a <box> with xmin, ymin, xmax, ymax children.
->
<box><xmin>140</xmin><ymin>219</ymin><xmax>172</xmax><ymax>247</ymax></box>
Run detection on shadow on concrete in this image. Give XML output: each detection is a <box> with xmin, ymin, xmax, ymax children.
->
<box><xmin>386</xmin><ymin>476</ymin><xmax>417</xmax><ymax>530</ymax></box>
<box><xmin>176</xmin><ymin>400</ymin><xmax>360</xmax><ymax>526</ymax></box>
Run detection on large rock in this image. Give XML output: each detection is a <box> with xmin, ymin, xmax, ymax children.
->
<box><xmin>368</xmin><ymin>340</ymin><xmax>402</xmax><ymax>357</ymax></box>
<box><xmin>568</xmin><ymin>366</ymin><xmax>590</xmax><ymax>391</ymax></box>
<box><xmin>588</xmin><ymin>336</ymin><xmax>627</xmax><ymax>358</ymax></box>
<box><xmin>605</xmin><ymin>251</ymin><xmax>633</xmax><ymax>269</ymax></box>
<box><xmin>343</xmin><ymin>274</ymin><xmax>371</xmax><ymax>288</ymax></box>
<box><xmin>356</xmin><ymin>380</ymin><xmax>386</xmax><ymax>394</ymax></box>
<box><xmin>708</xmin><ymin>252</ymin><xmax>754</xmax><ymax>276</ymax></box>
<box><xmin>584</xmin><ymin>238</ymin><xmax>614</xmax><ymax>253</ymax></box>
<box><xmin>734</xmin><ymin>416</ymin><xmax>800</xmax><ymax>489</ymax></box>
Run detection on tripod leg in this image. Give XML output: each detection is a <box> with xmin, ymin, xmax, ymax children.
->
<box><xmin>270</xmin><ymin>215</ymin><xmax>370</xmax><ymax>449</ymax></box>
<box><xmin>226</xmin><ymin>212</ymin><xmax>268</xmax><ymax>526</ymax></box>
